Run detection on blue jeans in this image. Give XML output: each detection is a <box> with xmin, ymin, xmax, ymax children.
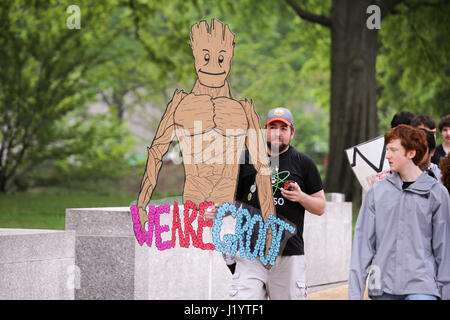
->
<box><xmin>371</xmin><ymin>293</ymin><xmax>438</xmax><ymax>300</ymax></box>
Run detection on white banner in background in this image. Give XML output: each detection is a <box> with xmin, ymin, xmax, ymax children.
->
<box><xmin>345</xmin><ymin>136</ymin><xmax>390</xmax><ymax>192</ymax></box>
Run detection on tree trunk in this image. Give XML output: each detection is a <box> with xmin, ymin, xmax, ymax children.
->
<box><xmin>325</xmin><ymin>0</ymin><xmax>379</xmax><ymax>205</ymax></box>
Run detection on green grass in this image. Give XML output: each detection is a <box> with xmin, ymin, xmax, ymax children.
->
<box><xmin>0</xmin><ymin>192</ymin><xmax>133</xmax><ymax>230</ymax></box>
<box><xmin>0</xmin><ymin>190</ymin><xmax>179</xmax><ymax>230</ymax></box>
<box><xmin>0</xmin><ymin>163</ymin><xmax>184</xmax><ymax>230</ymax></box>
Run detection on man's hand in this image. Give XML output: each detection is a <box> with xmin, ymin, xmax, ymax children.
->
<box><xmin>281</xmin><ymin>182</ymin><xmax>326</xmax><ymax>216</ymax></box>
<box><xmin>281</xmin><ymin>181</ymin><xmax>304</xmax><ymax>203</ymax></box>
<box><xmin>204</xmin><ymin>205</ymin><xmax>218</xmax><ymax>221</ymax></box>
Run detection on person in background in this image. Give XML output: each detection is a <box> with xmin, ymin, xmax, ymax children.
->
<box><xmin>439</xmin><ymin>155</ymin><xmax>450</xmax><ymax>193</ymax></box>
<box><xmin>411</xmin><ymin>115</ymin><xmax>437</xmax><ymax>138</ymax></box>
<box><xmin>432</xmin><ymin>115</ymin><xmax>450</xmax><ymax>165</ymax></box>
<box><xmin>349</xmin><ymin>124</ymin><xmax>450</xmax><ymax>300</ymax></box>
<box><xmin>416</xmin><ymin>128</ymin><xmax>441</xmax><ymax>181</ymax></box>
<box><xmin>391</xmin><ymin>110</ymin><xmax>415</xmax><ymax>128</ymax></box>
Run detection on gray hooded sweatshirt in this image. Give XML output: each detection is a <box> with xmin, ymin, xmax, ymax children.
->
<box><xmin>349</xmin><ymin>172</ymin><xmax>450</xmax><ymax>300</ymax></box>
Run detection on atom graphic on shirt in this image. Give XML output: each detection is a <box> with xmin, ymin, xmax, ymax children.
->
<box><xmin>271</xmin><ymin>170</ymin><xmax>291</xmax><ymax>195</ymax></box>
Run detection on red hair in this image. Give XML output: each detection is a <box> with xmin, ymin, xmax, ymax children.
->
<box><xmin>384</xmin><ymin>124</ymin><xmax>427</xmax><ymax>166</ymax></box>
<box><xmin>439</xmin><ymin>156</ymin><xmax>450</xmax><ymax>192</ymax></box>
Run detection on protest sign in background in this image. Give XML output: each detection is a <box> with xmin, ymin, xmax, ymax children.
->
<box><xmin>345</xmin><ymin>136</ymin><xmax>390</xmax><ymax>192</ymax></box>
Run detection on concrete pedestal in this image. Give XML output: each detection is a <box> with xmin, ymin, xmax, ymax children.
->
<box><xmin>0</xmin><ymin>229</ymin><xmax>75</xmax><ymax>300</ymax></box>
<box><xmin>304</xmin><ymin>201</ymin><xmax>352</xmax><ymax>292</ymax></box>
<box><xmin>65</xmin><ymin>206</ymin><xmax>233</xmax><ymax>300</ymax></box>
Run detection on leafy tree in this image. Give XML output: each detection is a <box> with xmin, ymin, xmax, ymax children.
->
<box><xmin>0</xmin><ymin>0</ymin><xmax>130</xmax><ymax>192</ymax></box>
<box><xmin>377</xmin><ymin>2</ymin><xmax>450</xmax><ymax>134</ymax></box>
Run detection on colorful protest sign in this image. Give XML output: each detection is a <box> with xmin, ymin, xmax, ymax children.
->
<box><xmin>131</xmin><ymin>19</ymin><xmax>281</xmax><ymax>267</ymax></box>
<box><xmin>130</xmin><ymin>201</ymin><xmax>295</xmax><ymax>267</ymax></box>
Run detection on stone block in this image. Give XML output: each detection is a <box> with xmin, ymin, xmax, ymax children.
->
<box><xmin>65</xmin><ymin>206</ymin><xmax>234</xmax><ymax>300</ymax></box>
<box><xmin>325</xmin><ymin>192</ymin><xmax>345</xmax><ymax>202</ymax></box>
<box><xmin>304</xmin><ymin>201</ymin><xmax>352</xmax><ymax>289</ymax></box>
<box><xmin>65</xmin><ymin>207</ymin><xmax>135</xmax><ymax>300</ymax></box>
<box><xmin>0</xmin><ymin>228</ymin><xmax>75</xmax><ymax>300</ymax></box>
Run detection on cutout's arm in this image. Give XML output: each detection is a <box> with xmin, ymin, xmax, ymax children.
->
<box><xmin>242</xmin><ymin>99</ymin><xmax>276</xmax><ymax>269</ymax></box>
<box><xmin>242</xmin><ymin>99</ymin><xmax>276</xmax><ymax>220</ymax></box>
<box><xmin>137</xmin><ymin>89</ymin><xmax>186</xmax><ymax>227</ymax></box>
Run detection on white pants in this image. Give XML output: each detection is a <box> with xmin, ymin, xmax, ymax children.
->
<box><xmin>229</xmin><ymin>254</ymin><xmax>307</xmax><ymax>300</ymax></box>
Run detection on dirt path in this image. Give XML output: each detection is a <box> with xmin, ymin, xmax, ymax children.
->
<box><xmin>307</xmin><ymin>284</ymin><xmax>370</xmax><ymax>300</ymax></box>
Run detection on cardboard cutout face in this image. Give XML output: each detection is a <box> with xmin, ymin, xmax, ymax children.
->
<box><xmin>190</xmin><ymin>19</ymin><xmax>235</xmax><ymax>88</ymax></box>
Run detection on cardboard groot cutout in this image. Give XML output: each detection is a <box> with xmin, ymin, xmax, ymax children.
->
<box><xmin>136</xmin><ymin>19</ymin><xmax>275</xmax><ymax>260</ymax></box>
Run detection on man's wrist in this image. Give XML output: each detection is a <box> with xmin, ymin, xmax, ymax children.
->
<box><xmin>297</xmin><ymin>190</ymin><xmax>307</xmax><ymax>204</ymax></box>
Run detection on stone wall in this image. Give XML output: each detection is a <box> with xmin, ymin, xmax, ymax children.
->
<box><xmin>0</xmin><ymin>229</ymin><xmax>75</xmax><ymax>300</ymax></box>
<box><xmin>65</xmin><ymin>199</ymin><xmax>351</xmax><ymax>299</ymax></box>
<box><xmin>0</xmin><ymin>196</ymin><xmax>351</xmax><ymax>300</ymax></box>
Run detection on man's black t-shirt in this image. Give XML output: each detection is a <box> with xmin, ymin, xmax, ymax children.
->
<box><xmin>235</xmin><ymin>146</ymin><xmax>323</xmax><ymax>256</ymax></box>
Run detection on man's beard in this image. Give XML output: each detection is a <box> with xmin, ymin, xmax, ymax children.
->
<box><xmin>267</xmin><ymin>141</ymin><xmax>289</xmax><ymax>154</ymax></box>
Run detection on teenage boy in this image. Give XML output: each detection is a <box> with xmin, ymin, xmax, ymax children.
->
<box><xmin>432</xmin><ymin>115</ymin><xmax>450</xmax><ymax>165</ymax></box>
<box><xmin>349</xmin><ymin>124</ymin><xmax>450</xmax><ymax>300</ymax></box>
<box><xmin>410</xmin><ymin>115</ymin><xmax>437</xmax><ymax>138</ymax></box>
